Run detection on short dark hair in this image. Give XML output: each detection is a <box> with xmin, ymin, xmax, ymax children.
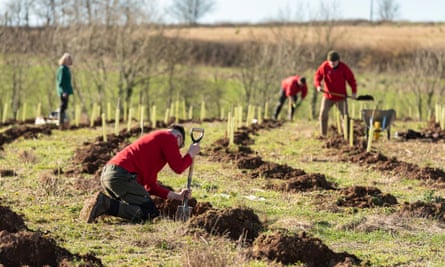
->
<box><xmin>299</xmin><ymin>77</ymin><xmax>306</xmax><ymax>84</ymax></box>
<box><xmin>169</xmin><ymin>125</ymin><xmax>185</xmax><ymax>141</ymax></box>
<box><xmin>327</xmin><ymin>50</ymin><xmax>340</xmax><ymax>61</ymax></box>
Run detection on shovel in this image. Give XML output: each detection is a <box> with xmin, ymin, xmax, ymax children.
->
<box><xmin>320</xmin><ymin>89</ymin><xmax>374</xmax><ymax>101</ymax></box>
<box><xmin>175</xmin><ymin>127</ymin><xmax>204</xmax><ymax>222</ymax></box>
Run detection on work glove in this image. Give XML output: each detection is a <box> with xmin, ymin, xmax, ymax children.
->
<box><xmin>168</xmin><ymin>189</ymin><xmax>192</xmax><ymax>201</ymax></box>
<box><xmin>292</xmin><ymin>102</ymin><xmax>301</xmax><ymax>109</ymax></box>
<box><xmin>351</xmin><ymin>93</ymin><xmax>357</xmax><ymax>99</ymax></box>
<box><xmin>187</xmin><ymin>143</ymin><xmax>200</xmax><ymax>158</ymax></box>
<box><xmin>180</xmin><ymin>188</ymin><xmax>192</xmax><ymax>200</ymax></box>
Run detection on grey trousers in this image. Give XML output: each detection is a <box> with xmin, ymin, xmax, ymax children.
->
<box><xmin>100</xmin><ymin>164</ymin><xmax>159</xmax><ymax>221</ymax></box>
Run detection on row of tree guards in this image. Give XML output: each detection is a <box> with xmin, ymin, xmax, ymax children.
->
<box><xmin>0</xmin><ymin>98</ymin><xmax>431</xmax><ymax>127</ymax></box>
<box><xmin>0</xmin><ymin>100</ymin><xmax>270</xmax><ymax>145</ymax></box>
<box><xmin>95</xmin><ymin>101</ymin><xmax>268</xmax><ymax>144</ymax></box>
<box><xmin>3</xmin><ymin>101</ymin><xmax>444</xmax><ymax>149</ymax></box>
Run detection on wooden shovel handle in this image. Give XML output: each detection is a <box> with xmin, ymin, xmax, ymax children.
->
<box><xmin>320</xmin><ymin>89</ymin><xmax>347</xmax><ymax>98</ymax></box>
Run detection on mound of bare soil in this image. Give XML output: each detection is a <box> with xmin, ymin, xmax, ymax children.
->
<box><xmin>336</xmin><ymin>186</ymin><xmax>398</xmax><ymax>208</ymax></box>
<box><xmin>0</xmin><ymin>124</ymin><xmax>55</xmax><ymax>149</ymax></box>
<box><xmin>0</xmin><ymin>205</ymin><xmax>27</xmax><ymax>233</ymax></box>
<box><xmin>318</xmin><ymin>124</ymin><xmax>445</xmax><ymax>186</ymax></box>
<box><xmin>275</xmin><ymin>173</ymin><xmax>337</xmax><ymax>192</ymax></box>
<box><xmin>68</xmin><ymin>126</ymin><xmax>156</xmax><ymax>176</ymax></box>
<box><xmin>249</xmin><ymin>230</ymin><xmax>361</xmax><ymax>266</ymax></box>
<box><xmin>338</xmin><ymin>148</ymin><xmax>445</xmax><ymax>184</ymax></box>
<box><xmin>152</xmin><ymin>197</ymin><xmax>213</xmax><ymax>219</ymax></box>
<box><xmin>396</xmin><ymin>121</ymin><xmax>445</xmax><ymax>142</ymax></box>
<box><xmin>207</xmin><ymin>120</ymin><xmax>339</xmax><ymax>195</ymax></box>
<box><xmin>250</xmin><ymin>161</ymin><xmax>306</xmax><ymax>179</ymax></box>
<box><xmin>187</xmin><ymin>207</ymin><xmax>263</xmax><ymax>243</ymax></box>
<box><xmin>206</xmin><ymin>120</ymin><xmax>282</xmax><ymax>162</ymax></box>
<box><xmin>0</xmin><ymin>204</ymin><xmax>102</xmax><ymax>266</ymax></box>
<box><xmin>0</xmin><ymin>169</ymin><xmax>17</xmax><ymax>177</ymax></box>
<box><xmin>399</xmin><ymin>200</ymin><xmax>445</xmax><ymax>222</ymax></box>
<box><xmin>0</xmin><ymin>231</ymin><xmax>102</xmax><ymax>266</ymax></box>
<box><xmin>236</xmin><ymin>155</ymin><xmax>264</xmax><ymax>169</ymax></box>
<box><xmin>71</xmin><ymin>134</ymin><xmax>130</xmax><ymax>175</ymax></box>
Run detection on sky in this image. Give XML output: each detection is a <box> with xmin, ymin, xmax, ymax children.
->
<box><xmin>162</xmin><ymin>0</ymin><xmax>445</xmax><ymax>23</ymax></box>
<box><xmin>0</xmin><ymin>0</ymin><xmax>443</xmax><ymax>24</ymax></box>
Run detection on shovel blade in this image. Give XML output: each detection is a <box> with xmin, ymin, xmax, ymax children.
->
<box><xmin>175</xmin><ymin>205</ymin><xmax>192</xmax><ymax>222</ymax></box>
<box><xmin>356</xmin><ymin>95</ymin><xmax>374</xmax><ymax>101</ymax></box>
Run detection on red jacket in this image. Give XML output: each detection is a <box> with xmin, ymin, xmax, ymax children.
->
<box><xmin>108</xmin><ymin>130</ymin><xmax>192</xmax><ymax>199</ymax></box>
<box><xmin>281</xmin><ymin>75</ymin><xmax>307</xmax><ymax>99</ymax></box>
<box><xmin>314</xmin><ymin>61</ymin><xmax>357</xmax><ymax>101</ymax></box>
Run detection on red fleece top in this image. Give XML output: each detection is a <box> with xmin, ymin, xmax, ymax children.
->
<box><xmin>314</xmin><ymin>61</ymin><xmax>357</xmax><ymax>101</ymax></box>
<box><xmin>108</xmin><ymin>130</ymin><xmax>192</xmax><ymax>199</ymax></box>
<box><xmin>281</xmin><ymin>75</ymin><xmax>308</xmax><ymax>99</ymax></box>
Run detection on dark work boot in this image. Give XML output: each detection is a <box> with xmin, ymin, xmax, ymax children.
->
<box><xmin>79</xmin><ymin>192</ymin><xmax>111</xmax><ymax>223</ymax></box>
<box><xmin>57</xmin><ymin>111</ymin><xmax>63</xmax><ymax>126</ymax></box>
<box><xmin>273</xmin><ymin>108</ymin><xmax>280</xmax><ymax>120</ymax></box>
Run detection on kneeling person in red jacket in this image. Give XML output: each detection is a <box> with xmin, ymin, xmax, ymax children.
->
<box><xmin>79</xmin><ymin>125</ymin><xmax>200</xmax><ymax>223</ymax></box>
<box><xmin>273</xmin><ymin>75</ymin><xmax>307</xmax><ymax>121</ymax></box>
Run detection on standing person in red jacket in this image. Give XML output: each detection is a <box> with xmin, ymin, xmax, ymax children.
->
<box><xmin>273</xmin><ymin>75</ymin><xmax>307</xmax><ymax>120</ymax></box>
<box><xmin>314</xmin><ymin>51</ymin><xmax>357</xmax><ymax>136</ymax></box>
<box><xmin>79</xmin><ymin>125</ymin><xmax>200</xmax><ymax>223</ymax></box>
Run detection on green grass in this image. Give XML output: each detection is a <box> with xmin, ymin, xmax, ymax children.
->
<box><xmin>1</xmin><ymin>119</ymin><xmax>445</xmax><ymax>266</ymax></box>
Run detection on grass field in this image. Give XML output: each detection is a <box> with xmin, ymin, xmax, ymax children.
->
<box><xmin>1</xmin><ymin>21</ymin><xmax>445</xmax><ymax>266</ymax></box>
<box><xmin>1</xmin><ymin>116</ymin><xmax>445</xmax><ymax>266</ymax></box>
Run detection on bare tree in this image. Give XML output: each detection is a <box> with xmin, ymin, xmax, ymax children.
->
<box><xmin>377</xmin><ymin>0</ymin><xmax>399</xmax><ymax>21</ymax></box>
<box><xmin>33</xmin><ymin>0</ymin><xmax>59</xmax><ymax>26</ymax></box>
<box><xmin>236</xmin><ymin>41</ymin><xmax>260</xmax><ymax>104</ymax></box>
<box><xmin>405</xmin><ymin>49</ymin><xmax>445</xmax><ymax>120</ymax></box>
<box><xmin>307</xmin><ymin>0</ymin><xmax>345</xmax><ymax>119</ymax></box>
<box><xmin>0</xmin><ymin>0</ymin><xmax>40</xmax><ymax>120</ymax></box>
<box><xmin>2</xmin><ymin>0</ymin><xmax>36</xmax><ymax>26</ymax></box>
<box><xmin>169</xmin><ymin>0</ymin><xmax>215</xmax><ymax>25</ymax></box>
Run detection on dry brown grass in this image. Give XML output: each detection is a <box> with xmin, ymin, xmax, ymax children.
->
<box><xmin>165</xmin><ymin>23</ymin><xmax>445</xmax><ymax>50</ymax></box>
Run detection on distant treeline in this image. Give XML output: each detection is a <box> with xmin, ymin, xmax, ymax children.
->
<box><xmin>0</xmin><ymin>23</ymin><xmax>444</xmax><ymax>122</ymax></box>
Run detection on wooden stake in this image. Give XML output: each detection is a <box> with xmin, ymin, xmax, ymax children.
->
<box><xmin>2</xmin><ymin>102</ymin><xmax>8</xmax><ymax>123</ymax></box>
<box><xmin>75</xmin><ymin>104</ymin><xmax>80</xmax><ymax>127</ymax></box>
<box><xmin>101</xmin><ymin>113</ymin><xmax>107</xmax><ymax>142</ymax></box>
<box><xmin>107</xmin><ymin>102</ymin><xmax>111</xmax><ymax>121</ymax></box>
<box><xmin>151</xmin><ymin>105</ymin><xmax>156</xmax><ymax>128</ymax></box>
<box><xmin>188</xmin><ymin>106</ymin><xmax>193</xmax><ymax>120</ymax></box>
<box><xmin>336</xmin><ymin>110</ymin><xmax>341</xmax><ymax>135</ymax></box>
<box><xmin>127</xmin><ymin>108</ymin><xmax>133</xmax><ymax>131</ymax></box>
<box><xmin>264</xmin><ymin>102</ymin><xmax>269</xmax><ymax>119</ymax></box>
<box><xmin>140</xmin><ymin>105</ymin><xmax>145</xmax><ymax>135</ymax></box>
<box><xmin>21</xmin><ymin>103</ymin><xmax>27</xmax><ymax>122</ymax></box>
<box><xmin>200</xmin><ymin>101</ymin><xmax>205</xmax><ymax>122</ymax></box>
<box><xmin>164</xmin><ymin>108</ymin><xmax>169</xmax><ymax>125</ymax></box>
<box><xmin>90</xmin><ymin>104</ymin><xmax>97</xmax><ymax>127</ymax></box>
<box><xmin>349</xmin><ymin>118</ymin><xmax>354</xmax><ymax>147</ymax></box>
<box><xmin>36</xmin><ymin>103</ymin><xmax>42</xmax><ymax>118</ymax></box>
<box><xmin>114</xmin><ymin>108</ymin><xmax>120</xmax><ymax>135</ymax></box>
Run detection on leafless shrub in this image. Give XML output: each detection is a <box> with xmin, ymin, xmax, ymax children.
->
<box><xmin>168</xmin><ymin>0</ymin><xmax>215</xmax><ymax>25</ymax></box>
<box><xmin>404</xmin><ymin>49</ymin><xmax>445</xmax><ymax>119</ymax></box>
<box><xmin>180</xmin><ymin>236</ymin><xmax>251</xmax><ymax>267</ymax></box>
<box><xmin>377</xmin><ymin>0</ymin><xmax>400</xmax><ymax>22</ymax></box>
<box><xmin>38</xmin><ymin>171</ymin><xmax>63</xmax><ymax>196</ymax></box>
<box><xmin>18</xmin><ymin>149</ymin><xmax>37</xmax><ymax>164</ymax></box>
